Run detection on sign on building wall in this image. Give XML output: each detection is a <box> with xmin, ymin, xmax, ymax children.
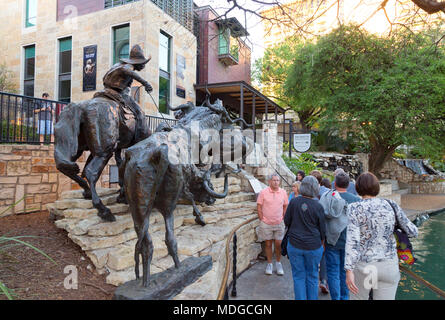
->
<box><xmin>176</xmin><ymin>53</ymin><xmax>186</xmax><ymax>98</ymax></box>
<box><xmin>293</xmin><ymin>133</ymin><xmax>311</xmax><ymax>153</ymax></box>
<box><xmin>83</xmin><ymin>45</ymin><xmax>97</xmax><ymax>92</ymax></box>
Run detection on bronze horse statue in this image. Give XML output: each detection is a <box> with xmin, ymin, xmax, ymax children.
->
<box><xmin>54</xmin><ymin>45</ymin><xmax>153</xmax><ymax>222</ymax></box>
<box><xmin>54</xmin><ymin>94</ymin><xmax>151</xmax><ymax>222</ymax></box>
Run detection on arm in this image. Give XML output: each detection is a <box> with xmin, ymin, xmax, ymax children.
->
<box><xmin>283</xmin><ymin>202</ymin><xmax>292</xmax><ymax>228</ymax></box>
<box><xmin>344</xmin><ymin>205</ymin><xmax>361</xmax><ymax>271</ymax></box>
<box><xmin>122</xmin><ymin>65</ymin><xmax>152</xmax><ymax>91</ymax></box>
<box><xmin>393</xmin><ymin>201</ymin><xmax>418</xmax><ymax>238</ymax></box>
<box><xmin>257</xmin><ymin>204</ymin><xmax>263</xmax><ymax>221</ymax></box>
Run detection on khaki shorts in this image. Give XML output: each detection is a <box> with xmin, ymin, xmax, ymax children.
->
<box><xmin>257</xmin><ymin>220</ymin><xmax>285</xmax><ymax>241</ymax></box>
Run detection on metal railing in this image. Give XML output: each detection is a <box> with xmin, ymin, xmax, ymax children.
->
<box><xmin>0</xmin><ymin>92</ymin><xmax>68</xmax><ymax>144</ymax></box>
<box><xmin>146</xmin><ymin>114</ymin><xmax>177</xmax><ymax>133</ymax></box>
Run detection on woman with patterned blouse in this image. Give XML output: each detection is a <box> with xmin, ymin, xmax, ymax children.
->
<box><xmin>345</xmin><ymin>172</ymin><xmax>418</xmax><ymax>300</ymax></box>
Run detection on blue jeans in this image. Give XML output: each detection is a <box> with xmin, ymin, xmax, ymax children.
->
<box><xmin>325</xmin><ymin>246</ymin><xmax>349</xmax><ymax>300</ymax></box>
<box><xmin>319</xmin><ymin>250</ymin><xmax>327</xmax><ymax>283</ymax></box>
<box><xmin>287</xmin><ymin>242</ymin><xmax>324</xmax><ymax>300</ymax></box>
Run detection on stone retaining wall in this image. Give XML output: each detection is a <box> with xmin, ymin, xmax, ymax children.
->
<box><xmin>0</xmin><ymin>144</ymin><xmax>114</xmax><ymax>217</ymax></box>
<box><xmin>380</xmin><ymin>157</ymin><xmax>445</xmax><ymax>194</ymax></box>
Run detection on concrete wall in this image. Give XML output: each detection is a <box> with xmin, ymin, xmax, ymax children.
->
<box><xmin>0</xmin><ymin>0</ymin><xmax>197</xmax><ymax>117</ymax></box>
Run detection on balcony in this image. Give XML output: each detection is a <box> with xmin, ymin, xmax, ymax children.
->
<box><xmin>218</xmin><ymin>42</ymin><xmax>240</xmax><ymax>66</ymax></box>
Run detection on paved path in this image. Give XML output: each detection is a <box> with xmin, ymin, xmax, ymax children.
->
<box><xmin>229</xmin><ymin>193</ymin><xmax>445</xmax><ymax>300</ymax></box>
<box><xmin>230</xmin><ymin>257</ymin><xmax>331</xmax><ymax>300</ymax></box>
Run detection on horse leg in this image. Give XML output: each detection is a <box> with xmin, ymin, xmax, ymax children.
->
<box><xmin>161</xmin><ymin>208</ymin><xmax>181</xmax><ymax>268</ymax></box>
<box><xmin>58</xmin><ymin>148</ymin><xmax>91</xmax><ymax>198</ymax></box>
<box><xmin>115</xmin><ymin>149</ymin><xmax>128</xmax><ymax>204</ymax></box>
<box><xmin>80</xmin><ymin>153</ymin><xmax>94</xmax><ymax>199</ymax></box>
<box><xmin>140</xmin><ymin>218</ymin><xmax>154</xmax><ymax>287</ymax></box>
<box><xmin>83</xmin><ymin>153</ymin><xmax>115</xmax><ymax>222</ymax></box>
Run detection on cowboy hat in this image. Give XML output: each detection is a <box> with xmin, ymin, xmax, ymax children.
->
<box><xmin>120</xmin><ymin>44</ymin><xmax>151</xmax><ymax>65</ymax></box>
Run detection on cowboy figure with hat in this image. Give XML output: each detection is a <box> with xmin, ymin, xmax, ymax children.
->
<box><xmin>94</xmin><ymin>44</ymin><xmax>152</xmax><ymax>142</ymax></box>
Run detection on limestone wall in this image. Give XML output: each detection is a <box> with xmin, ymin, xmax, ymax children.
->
<box><xmin>380</xmin><ymin>157</ymin><xmax>445</xmax><ymax>194</ymax></box>
<box><xmin>0</xmin><ymin>144</ymin><xmax>114</xmax><ymax>217</ymax></box>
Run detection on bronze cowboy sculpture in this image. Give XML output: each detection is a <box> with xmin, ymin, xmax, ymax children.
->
<box><xmin>54</xmin><ymin>44</ymin><xmax>153</xmax><ymax>222</ymax></box>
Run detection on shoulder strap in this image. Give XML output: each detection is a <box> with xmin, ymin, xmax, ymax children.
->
<box><xmin>384</xmin><ymin>199</ymin><xmax>399</xmax><ymax>230</ymax></box>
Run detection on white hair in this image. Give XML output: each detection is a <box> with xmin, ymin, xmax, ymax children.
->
<box><xmin>334</xmin><ymin>168</ymin><xmax>345</xmax><ymax>176</ymax></box>
<box><xmin>268</xmin><ymin>173</ymin><xmax>280</xmax><ymax>181</ymax></box>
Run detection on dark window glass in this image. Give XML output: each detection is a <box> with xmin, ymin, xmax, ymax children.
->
<box><xmin>24</xmin><ymin>45</ymin><xmax>35</xmax><ymax>96</ymax></box>
<box><xmin>59</xmin><ymin>51</ymin><xmax>72</xmax><ymax>74</ymax></box>
<box><xmin>58</xmin><ymin>38</ymin><xmax>72</xmax><ymax>102</ymax></box>
<box><xmin>59</xmin><ymin>78</ymin><xmax>71</xmax><ymax>103</ymax></box>
<box><xmin>113</xmin><ymin>24</ymin><xmax>130</xmax><ymax>64</ymax></box>
<box><xmin>24</xmin><ymin>80</ymin><xmax>34</xmax><ymax>97</ymax></box>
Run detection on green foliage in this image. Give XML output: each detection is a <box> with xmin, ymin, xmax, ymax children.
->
<box><xmin>282</xmin><ymin>153</ymin><xmax>320</xmax><ymax>176</ymax></box>
<box><xmin>285</xmin><ymin>25</ymin><xmax>445</xmax><ymax>172</ymax></box>
<box><xmin>0</xmin><ymin>64</ymin><xmax>17</xmax><ymax>93</ymax></box>
<box><xmin>253</xmin><ymin>37</ymin><xmax>321</xmax><ymax>129</ymax></box>
<box><xmin>1</xmin><ymin>120</ymin><xmax>39</xmax><ymax>143</ymax></box>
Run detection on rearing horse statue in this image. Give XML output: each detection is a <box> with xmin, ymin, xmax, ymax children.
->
<box><xmin>54</xmin><ymin>45</ymin><xmax>153</xmax><ymax>222</ymax></box>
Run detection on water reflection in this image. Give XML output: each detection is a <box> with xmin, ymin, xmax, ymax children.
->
<box><xmin>396</xmin><ymin>213</ymin><xmax>445</xmax><ymax>300</ymax></box>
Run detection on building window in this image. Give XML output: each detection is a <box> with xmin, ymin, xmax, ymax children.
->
<box><xmin>105</xmin><ymin>0</ymin><xmax>140</xmax><ymax>9</ymax></box>
<box><xmin>218</xmin><ymin>28</ymin><xmax>230</xmax><ymax>55</ymax></box>
<box><xmin>159</xmin><ymin>31</ymin><xmax>171</xmax><ymax>114</ymax></box>
<box><xmin>113</xmin><ymin>24</ymin><xmax>130</xmax><ymax>65</ymax></box>
<box><xmin>25</xmin><ymin>0</ymin><xmax>37</xmax><ymax>28</ymax></box>
<box><xmin>58</xmin><ymin>37</ymin><xmax>72</xmax><ymax>103</ymax></box>
<box><xmin>23</xmin><ymin>45</ymin><xmax>35</xmax><ymax>97</ymax></box>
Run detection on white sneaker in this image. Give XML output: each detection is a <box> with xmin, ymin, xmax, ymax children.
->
<box><xmin>276</xmin><ymin>262</ymin><xmax>284</xmax><ymax>276</ymax></box>
<box><xmin>265</xmin><ymin>263</ymin><xmax>273</xmax><ymax>275</ymax></box>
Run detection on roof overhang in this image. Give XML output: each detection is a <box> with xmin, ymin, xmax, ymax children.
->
<box><xmin>215</xmin><ymin>17</ymin><xmax>249</xmax><ymax>37</ymax></box>
<box><xmin>195</xmin><ymin>81</ymin><xmax>285</xmax><ymax>118</ymax></box>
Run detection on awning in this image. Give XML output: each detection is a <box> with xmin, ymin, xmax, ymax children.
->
<box><xmin>195</xmin><ymin>81</ymin><xmax>285</xmax><ymax>124</ymax></box>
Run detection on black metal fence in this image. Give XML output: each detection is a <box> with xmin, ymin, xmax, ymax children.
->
<box><xmin>0</xmin><ymin>91</ymin><xmax>178</xmax><ymax>145</ymax></box>
<box><xmin>146</xmin><ymin>114</ymin><xmax>177</xmax><ymax>133</ymax></box>
<box><xmin>0</xmin><ymin>91</ymin><xmax>68</xmax><ymax>144</ymax></box>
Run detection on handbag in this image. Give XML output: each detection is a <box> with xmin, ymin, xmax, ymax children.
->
<box><xmin>385</xmin><ymin>199</ymin><xmax>416</xmax><ymax>265</ymax></box>
<box><xmin>281</xmin><ymin>228</ymin><xmax>289</xmax><ymax>257</ymax></box>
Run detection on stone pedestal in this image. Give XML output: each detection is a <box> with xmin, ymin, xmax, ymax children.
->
<box><xmin>113</xmin><ymin>256</ymin><xmax>212</xmax><ymax>300</ymax></box>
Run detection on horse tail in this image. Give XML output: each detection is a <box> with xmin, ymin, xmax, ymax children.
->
<box><xmin>54</xmin><ymin>102</ymin><xmax>81</xmax><ymax>175</ymax></box>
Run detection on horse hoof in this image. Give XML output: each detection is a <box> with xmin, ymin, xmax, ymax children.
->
<box><xmin>99</xmin><ymin>210</ymin><xmax>116</xmax><ymax>222</ymax></box>
<box><xmin>116</xmin><ymin>195</ymin><xmax>128</xmax><ymax>204</ymax></box>
<box><xmin>83</xmin><ymin>190</ymin><xmax>92</xmax><ymax>199</ymax></box>
<box><xmin>195</xmin><ymin>216</ymin><xmax>206</xmax><ymax>226</ymax></box>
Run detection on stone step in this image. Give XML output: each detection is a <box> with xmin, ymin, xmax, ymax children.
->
<box><xmin>55</xmin><ymin>194</ymin><xmax>119</xmax><ymax>210</ymax></box>
<box><xmin>61</xmin><ymin>187</ymin><xmax>120</xmax><ymax>200</ymax></box>
<box><xmin>394</xmin><ymin>188</ymin><xmax>410</xmax><ymax>195</ymax></box>
<box><xmin>214</xmin><ymin>192</ymin><xmax>256</xmax><ymax>205</ymax></box>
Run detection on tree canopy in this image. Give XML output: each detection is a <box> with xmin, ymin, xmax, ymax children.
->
<box><xmin>284</xmin><ymin>25</ymin><xmax>445</xmax><ymax>175</ymax></box>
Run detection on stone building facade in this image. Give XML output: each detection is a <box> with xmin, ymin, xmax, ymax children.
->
<box><xmin>0</xmin><ymin>0</ymin><xmax>197</xmax><ymax>118</ymax></box>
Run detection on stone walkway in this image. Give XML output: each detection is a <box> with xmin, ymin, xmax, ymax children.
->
<box><xmin>229</xmin><ymin>193</ymin><xmax>445</xmax><ymax>300</ymax></box>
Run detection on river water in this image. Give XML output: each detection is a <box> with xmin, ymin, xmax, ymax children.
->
<box><xmin>396</xmin><ymin>212</ymin><xmax>445</xmax><ymax>300</ymax></box>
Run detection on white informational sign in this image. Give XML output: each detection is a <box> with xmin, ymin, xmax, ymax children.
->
<box><xmin>293</xmin><ymin>133</ymin><xmax>311</xmax><ymax>152</ymax></box>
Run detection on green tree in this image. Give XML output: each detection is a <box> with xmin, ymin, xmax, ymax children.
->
<box><xmin>253</xmin><ymin>37</ymin><xmax>321</xmax><ymax>131</ymax></box>
<box><xmin>0</xmin><ymin>64</ymin><xmax>17</xmax><ymax>93</ymax></box>
<box><xmin>285</xmin><ymin>25</ymin><xmax>445</xmax><ymax>176</ymax></box>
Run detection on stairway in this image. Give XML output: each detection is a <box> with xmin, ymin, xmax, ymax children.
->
<box><xmin>47</xmin><ymin>176</ymin><xmax>262</xmax><ymax>299</ymax></box>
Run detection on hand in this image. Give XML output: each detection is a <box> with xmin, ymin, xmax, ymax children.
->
<box><xmin>144</xmin><ymin>83</ymin><xmax>153</xmax><ymax>93</ymax></box>
<box><xmin>346</xmin><ymin>270</ymin><xmax>359</xmax><ymax>295</ymax></box>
